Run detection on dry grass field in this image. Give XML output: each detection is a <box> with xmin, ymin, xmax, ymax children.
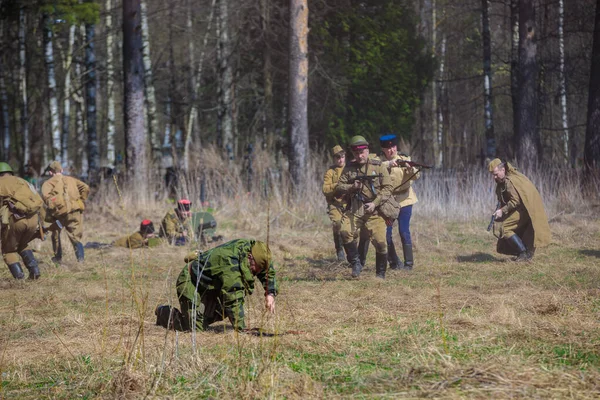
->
<box><xmin>1</xmin><ymin>157</ymin><xmax>600</xmax><ymax>399</ymax></box>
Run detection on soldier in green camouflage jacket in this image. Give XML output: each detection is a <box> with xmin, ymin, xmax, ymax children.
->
<box><xmin>156</xmin><ymin>239</ymin><xmax>278</xmax><ymax>331</ymax></box>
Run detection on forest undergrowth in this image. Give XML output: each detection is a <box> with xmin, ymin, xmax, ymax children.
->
<box><xmin>1</xmin><ymin>152</ymin><xmax>599</xmax><ymax>398</ymax></box>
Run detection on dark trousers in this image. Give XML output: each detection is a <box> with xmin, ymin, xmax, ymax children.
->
<box><xmin>386</xmin><ymin>205</ymin><xmax>413</xmax><ymax>245</ymax></box>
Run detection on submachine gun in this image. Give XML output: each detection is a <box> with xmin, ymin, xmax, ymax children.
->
<box><xmin>348</xmin><ymin>174</ymin><xmax>383</xmax><ymax>206</ymax></box>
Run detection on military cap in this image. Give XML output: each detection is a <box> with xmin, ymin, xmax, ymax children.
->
<box><xmin>379</xmin><ymin>134</ymin><xmax>397</xmax><ymax>149</ymax></box>
<box><xmin>331</xmin><ymin>145</ymin><xmax>344</xmax><ymax>156</ymax></box>
<box><xmin>0</xmin><ymin>162</ymin><xmax>13</xmax><ymax>174</ymax></box>
<box><xmin>177</xmin><ymin>199</ymin><xmax>192</xmax><ymax>211</ymax></box>
<box><xmin>349</xmin><ymin>135</ymin><xmax>369</xmax><ymax>148</ymax></box>
<box><xmin>47</xmin><ymin>160</ymin><xmax>63</xmax><ymax>173</ymax></box>
<box><xmin>488</xmin><ymin>158</ymin><xmax>503</xmax><ymax>172</ymax></box>
<box><xmin>140</xmin><ymin>219</ymin><xmax>155</xmax><ymax>235</ymax></box>
<box><xmin>251</xmin><ymin>241</ymin><xmax>272</xmax><ymax>272</ymax></box>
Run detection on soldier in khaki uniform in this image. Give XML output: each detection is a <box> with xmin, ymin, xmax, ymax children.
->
<box><xmin>336</xmin><ymin>136</ymin><xmax>392</xmax><ymax>279</ymax></box>
<box><xmin>0</xmin><ymin>162</ymin><xmax>43</xmax><ymax>279</ymax></box>
<box><xmin>379</xmin><ymin>134</ymin><xmax>420</xmax><ymax>270</ymax></box>
<box><xmin>41</xmin><ymin>161</ymin><xmax>90</xmax><ymax>262</ymax></box>
<box><xmin>159</xmin><ymin>199</ymin><xmax>193</xmax><ymax>246</ymax></box>
<box><xmin>488</xmin><ymin>159</ymin><xmax>551</xmax><ymax>261</ymax></box>
<box><xmin>322</xmin><ymin>145</ymin><xmax>347</xmax><ymax>261</ymax></box>
<box><xmin>113</xmin><ymin>220</ymin><xmax>157</xmax><ymax>248</ymax></box>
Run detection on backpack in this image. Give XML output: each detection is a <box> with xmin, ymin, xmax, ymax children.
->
<box><xmin>9</xmin><ymin>179</ymin><xmax>44</xmax><ymax>216</ymax></box>
<box><xmin>45</xmin><ymin>176</ymin><xmax>71</xmax><ymax>217</ymax></box>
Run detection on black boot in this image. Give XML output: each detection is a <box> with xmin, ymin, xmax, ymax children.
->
<box><xmin>334</xmin><ymin>232</ymin><xmax>345</xmax><ymax>262</ymax></box>
<box><xmin>358</xmin><ymin>237</ymin><xmax>370</xmax><ymax>269</ymax></box>
<box><xmin>344</xmin><ymin>242</ymin><xmax>362</xmax><ymax>278</ymax></box>
<box><xmin>20</xmin><ymin>250</ymin><xmax>40</xmax><ymax>280</ymax></box>
<box><xmin>387</xmin><ymin>241</ymin><xmax>404</xmax><ymax>270</ymax></box>
<box><xmin>8</xmin><ymin>263</ymin><xmax>25</xmax><ymax>280</ymax></box>
<box><xmin>52</xmin><ymin>234</ymin><xmax>63</xmax><ymax>264</ymax></box>
<box><xmin>376</xmin><ymin>252</ymin><xmax>387</xmax><ymax>279</ymax></box>
<box><xmin>508</xmin><ymin>235</ymin><xmax>531</xmax><ymax>262</ymax></box>
<box><xmin>403</xmin><ymin>244</ymin><xmax>414</xmax><ymax>270</ymax></box>
<box><xmin>74</xmin><ymin>242</ymin><xmax>85</xmax><ymax>262</ymax></box>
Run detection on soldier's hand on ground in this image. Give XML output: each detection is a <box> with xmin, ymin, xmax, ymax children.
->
<box><xmin>494</xmin><ymin>209</ymin><xmax>503</xmax><ymax>219</ymax></box>
<box><xmin>265</xmin><ymin>294</ymin><xmax>275</xmax><ymax>313</ymax></box>
<box><xmin>364</xmin><ymin>202</ymin><xmax>376</xmax><ymax>213</ymax></box>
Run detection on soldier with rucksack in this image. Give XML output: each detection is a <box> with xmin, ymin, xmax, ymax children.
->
<box><xmin>41</xmin><ymin>161</ymin><xmax>90</xmax><ymax>263</ymax></box>
<box><xmin>0</xmin><ymin>162</ymin><xmax>44</xmax><ymax>279</ymax></box>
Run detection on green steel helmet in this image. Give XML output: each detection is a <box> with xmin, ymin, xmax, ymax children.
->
<box><xmin>349</xmin><ymin>135</ymin><xmax>369</xmax><ymax>147</ymax></box>
<box><xmin>0</xmin><ymin>162</ymin><xmax>14</xmax><ymax>174</ymax></box>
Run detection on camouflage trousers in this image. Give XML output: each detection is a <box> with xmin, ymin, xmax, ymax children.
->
<box><xmin>175</xmin><ymin>265</ymin><xmax>246</xmax><ymax>331</ymax></box>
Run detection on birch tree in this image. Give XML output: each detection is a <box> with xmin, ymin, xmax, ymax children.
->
<box><xmin>105</xmin><ymin>0</ymin><xmax>116</xmax><ymax>167</ymax></box>
<box><xmin>515</xmin><ymin>0</ymin><xmax>541</xmax><ymax>169</ymax></box>
<box><xmin>140</xmin><ymin>0</ymin><xmax>161</xmax><ymax>165</ymax></box>
<box><xmin>288</xmin><ymin>0</ymin><xmax>309</xmax><ymax>191</ymax></box>
<box><xmin>510</xmin><ymin>0</ymin><xmax>519</xmax><ymax>141</ymax></box>
<box><xmin>43</xmin><ymin>14</ymin><xmax>61</xmax><ymax>162</ymax></box>
<box><xmin>123</xmin><ymin>0</ymin><xmax>148</xmax><ymax>187</ymax></box>
<box><xmin>19</xmin><ymin>7</ymin><xmax>30</xmax><ymax>165</ymax></box>
<box><xmin>218</xmin><ymin>0</ymin><xmax>234</xmax><ymax>158</ymax></box>
<box><xmin>482</xmin><ymin>0</ymin><xmax>495</xmax><ymax>160</ymax></box>
<box><xmin>61</xmin><ymin>25</ymin><xmax>76</xmax><ymax>166</ymax></box>
<box><xmin>261</xmin><ymin>0</ymin><xmax>274</xmax><ymax>151</ymax></box>
<box><xmin>0</xmin><ymin>20</ymin><xmax>9</xmax><ymax>161</ymax></box>
<box><xmin>86</xmin><ymin>22</ymin><xmax>100</xmax><ymax>178</ymax></box>
<box><xmin>431</xmin><ymin>0</ymin><xmax>441</xmax><ymax>167</ymax></box>
<box><xmin>557</xmin><ymin>0</ymin><xmax>570</xmax><ymax>165</ymax></box>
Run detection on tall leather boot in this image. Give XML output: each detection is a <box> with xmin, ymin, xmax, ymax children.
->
<box><xmin>52</xmin><ymin>233</ymin><xmax>63</xmax><ymax>264</ymax></box>
<box><xmin>8</xmin><ymin>263</ymin><xmax>25</xmax><ymax>280</ymax></box>
<box><xmin>403</xmin><ymin>244</ymin><xmax>414</xmax><ymax>270</ymax></box>
<box><xmin>387</xmin><ymin>241</ymin><xmax>404</xmax><ymax>270</ymax></box>
<box><xmin>343</xmin><ymin>242</ymin><xmax>362</xmax><ymax>278</ymax></box>
<box><xmin>334</xmin><ymin>231</ymin><xmax>345</xmax><ymax>262</ymax></box>
<box><xmin>74</xmin><ymin>242</ymin><xmax>85</xmax><ymax>262</ymax></box>
<box><xmin>20</xmin><ymin>250</ymin><xmax>40</xmax><ymax>280</ymax></box>
<box><xmin>375</xmin><ymin>252</ymin><xmax>387</xmax><ymax>279</ymax></box>
<box><xmin>358</xmin><ymin>237</ymin><xmax>370</xmax><ymax>268</ymax></box>
<box><xmin>507</xmin><ymin>235</ymin><xmax>531</xmax><ymax>262</ymax></box>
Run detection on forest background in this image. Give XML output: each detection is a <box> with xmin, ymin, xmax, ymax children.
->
<box><xmin>0</xmin><ymin>0</ymin><xmax>599</xmax><ymax>194</ymax></box>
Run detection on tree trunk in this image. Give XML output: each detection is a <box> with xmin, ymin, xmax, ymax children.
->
<box><xmin>19</xmin><ymin>7</ymin><xmax>30</xmax><ymax>166</ymax></box>
<box><xmin>482</xmin><ymin>0</ymin><xmax>495</xmax><ymax>161</ymax></box>
<box><xmin>510</xmin><ymin>0</ymin><xmax>519</xmax><ymax>151</ymax></box>
<box><xmin>43</xmin><ymin>14</ymin><xmax>61</xmax><ymax>162</ymax></box>
<box><xmin>75</xmin><ymin>25</ymin><xmax>87</xmax><ymax>175</ymax></box>
<box><xmin>515</xmin><ymin>0</ymin><xmax>540</xmax><ymax>170</ymax></box>
<box><xmin>0</xmin><ymin>19</ymin><xmax>9</xmax><ymax>161</ymax></box>
<box><xmin>184</xmin><ymin>0</ymin><xmax>217</xmax><ymax>172</ymax></box>
<box><xmin>436</xmin><ymin>35</ymin><xmax>446</xmax><ymax>168</ymax></box>
<box><xmin>105</xmin><ymin>0</ymin><xmax>116</xmax><ymax>168</ymax></box>
<box><xmin>583</xmin><ymin>0</ymin><xmax>600</xmax><ymax>184</ymax></box>
<box><xmin>140</xmin><ymin>0</ymin><xmax>161</xmax><ymax>167</ymax></box>
<box><xmin>218</xmin><ymin>0</ymin><xmax>234</xmax><ymax>158</ymax></box>
<box><xmin>261</xmin><ymin>0</ymin><xmax>274</xmax><ymax>151</ymax></box>
<box><xmin>85</xmin><ymin>23</ymin><xmax>99</xmax><ymax>179</ymax></box>
<box><xmin>62</xmin><ymin>25</ymin><xmax>76</xmax><ymax>167</ymax></box>
<box><xmin>431</xmin><ymin>0</ymin><xmax>441</xmax><ymax>168</ymax></box>
<box><xmin>557</xmin><ymin>0</ymin><xmax>570</xmax><ymax>166</ymax></box>
<box><xmin>123</xmin><ymin>0</ymin><xmax>148</xmax><ymax>188</ymax></box>
<box><xmin>288</xmin><ymin>0</ymin><xmax>309</xmax><ymax>192</ymax></box>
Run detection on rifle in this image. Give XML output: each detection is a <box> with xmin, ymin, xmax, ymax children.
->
<box><xmin>393</xmin><ymin>160</ymin><xmax>433</xmax><ymax>169</ymax></box>
<box><xmin>487</xmin><ymin>202</ymin><xmax>501</xmax><ymax>232</ymax></box>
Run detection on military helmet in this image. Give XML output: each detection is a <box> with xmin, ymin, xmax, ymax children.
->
<box><xmin>349</xmin><ymin>135</ymin><xmax>369</xmax><ymax>147</ymax></box>
<box><xmin>0</xmin><ymin>162</ymin><xmax>14</xmax><ymax>174</ymax></box>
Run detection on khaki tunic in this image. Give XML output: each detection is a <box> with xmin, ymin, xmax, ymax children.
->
<box><xmin>160</xmin><ymin>209</ymin><xmax>191</xmax><ymax>242</ymax></box>
<box><xmin>322</xmin><ymin>165</ymin><xmax>346</xmax><ymax>231</ymax></box>
<box><xmin>41</xmin><ymin>174</ymin><xmax>89</xmax><ymax>247</ymax></box>
<box><xmin>114</xmin><ymin>232</ymin><xmax>145</xmax><ymax>248</ymax></box>
<box><xmin>493</xmin><ymin>164</ymin><xmax>551</xmax><ymax>253</ymax></box>
<box><xmin>336</xmin><ymin>158</ymin><xmax>392</xmax><ymax>254</ymax></box>
<box><xmin>380</xmin><ymin>154</ymin><xmax>419</xmax><ymax>207</ymax></box>
<box><xmin>0</xmin><ymin>175</ymin><xmax>43</xmax><ymax>264</ymax></box>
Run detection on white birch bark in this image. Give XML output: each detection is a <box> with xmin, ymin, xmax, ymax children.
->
<box><xmin>431</xmin><ymin>0</ymin><xmax>441</xmax><ymax>167</ymax></box>
<box><xmin>105</xmin><ymin>0</ymin><xmax>116</xmax><ymax>167</ymax></box>
<box><xmin>19</xmin><ymin>8</ymin><xmax>30</xmax><ymax>165</ymax></box>
<box><xmin>62</xmin><ymin>25</ymin><xmax>76</xmax><ymax>166</ymax></box>
<box><xmin>184</xmin><ymin>0</ymin><xmax>217</xmax><ymax>172</ymax></box>
<box><xmin>141</xmin><ymin>0</ymin><xmax>161</xmax><ymax>163</ymax></box>
<box><xmin>76</xmin><ymin>25</ymin><xmax>88</xmax><ymax>176</ymax></box>
<box><xmin>436</xmin><ymin>35</ymin><xmax>446</xmax><ymax>168</ymax></box>
<box><xmin>43</xmin><ymin>14</ymin><xmax>61</xmax><ymax>162</ymax></box>
<box><xmin>218</xmin><ymin>0</ymin><xmax>234</xmax><ymax>157</ymax></box>
<box><xmin>558</xmin><ymin>0</ymin><xmax>570</xmax><ymax>164</ymax></box>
